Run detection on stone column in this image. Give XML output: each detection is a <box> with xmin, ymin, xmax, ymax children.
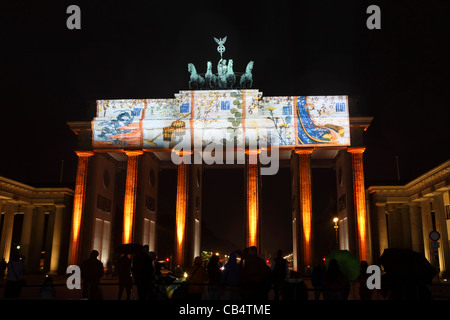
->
<box><xmin>375</xmin><ymin>203</ymin><xmax>389</xmax><ymax>257</ymax></box>
<box><xmin>29</xmin><ymin>207</ymin><xmax>46</xmax><ymax>273</ymax></box>
<box><xmin>175</xmin><ymin>162</ymin><xmax>189</xmax><ymax>267</ymax></box>
<box><xmin>409</xmin><ymin>203</ymin><xmax>424</xmax><ymax>254</ymax></box>
<box><xmin>295</xmin><ymin>148</ymin><xmax>314</xmax><ymax>268</ymax></box>
<box><xmin>20</xmin><ymin>205</ymin><xmax>34</xmax><ymax>266</ymax></box>
<box><xmin>401</xmin><ymin>205</ymin><xmax>412</xmax><ymax>248</ymax></box>
<box><xmin>347</xmin><ymin>147</ymin><xmax>368</xmax><ymax>262</ymax></box>
<box><xmin>50</xmin><ymin>204</ymin><xmax>66</xmax><ymax>273</ymax></box>
<box><xmin>420</xmin><ymin>200</ymin><xmax>432</xmax><ymax>262</ymax></box>
<box><xmin>433</xmin><ymin>194</ymin><xmax>450</xmax><ymax>274</ymax></box>
<box><xmin>388</xmin><ymin>204</ymin><xmax>403</xmax><ymax>248</ymax></box>
<box><xmin>246</xmin><ymin>149</ymin><xmax>260</xmax><ymax>248</ymax></box>
<box><xmin>69</xmin><ymin>151</ymin><xmax>94</xmax><ymax>265</ymax></box>
<box><xmin>122</xmin><ymin>150</ymin><xmax>143</xmax><ymax>244</ymax></box>
<box><xmin>0</xmin><ymin>203</ymin><xmax>15</xmax><ymax>262</ymax></box>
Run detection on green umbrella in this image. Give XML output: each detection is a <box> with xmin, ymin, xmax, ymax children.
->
<box><xmin>325</xmin><ymin>250</ymin><xmax>360</xmax><ymax>281</ymax></box>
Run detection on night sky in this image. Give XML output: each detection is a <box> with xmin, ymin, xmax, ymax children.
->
<box><xmin>1</xmin><ymin>1</ymin><xmax>449</xmax><ymax>259</ymax></box>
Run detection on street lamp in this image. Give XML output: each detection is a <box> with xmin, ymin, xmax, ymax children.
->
<box><xmin>333</xmin><ymin>217</ymin><xmax>339</xmax><ymax>249</ymax></box>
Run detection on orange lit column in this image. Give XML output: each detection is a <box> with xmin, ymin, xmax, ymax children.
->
<box><xmin>348</xmin><ymin>147</ymin><xmax>368</xmax><ymax>262</ymax></box>
<box><xmin>295</xmin><ymin>148</ymin><xmax>314</xmax><ymax>269</ymax></box>
<box><xmin>122</xmin><ymin>150</ymin><xmax>143</xmax><ymax>244</ymax></box>
<box><xmin>175</xmin><ymin>161</ymin><xmax>189</xmax><ymax>267</ymax></box>
<box><xmin>68</xmin><ymin>151</ymin><xmax>94</xmax><ymax>265</ymax></box>
<box><xmin>246</xmin><ymin>149</ymin><xmax>261</xmax><ymax>248</ymax></box>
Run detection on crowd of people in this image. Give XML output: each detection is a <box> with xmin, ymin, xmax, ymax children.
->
<box><xmin>78</xmin><ymin>245</ymin><xmax>293</xmax><ymax>300</ymax></box>
<box><xmin>182</xmin><ymin>246</ymin><xmax>294</xmax><ymax>300</ymax></box>
<box><xmin>1</xmin><ymin>245</ymin><xmax>435</xmax><ymax>300</ymax></box>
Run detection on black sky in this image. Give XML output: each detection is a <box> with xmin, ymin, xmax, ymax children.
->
<box><xmin>1</xmin><ymin>0</ymin><xmax>449</xmax><ymax>257</ymax></box>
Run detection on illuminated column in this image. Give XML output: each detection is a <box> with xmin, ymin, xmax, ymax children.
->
<box><xmin>68</xmin><ymin>151</ymin><xmax>94</xmax><ymax>265</ymax></box>
<box><xmin>20</xmin><ymin>205</ymin><xmax>34</xmax><ymax>264</ymax></box>
<box><xmin>122</xmin><ymin>150</ymin><xmax>143</xmax><ymax>244</ymax></box>
<box><xmin>295</xmin><ymin>148</ymin><xmax>314</xmax><ymax>268</ymax></box>
<box><xmin>50</xmin><ymin>204</ymin><xmax>65</xmax><ymax>273</ymax></box>
<box><xmin>0</xmin><ymin>203</ymin><xmax>15</xmax><ymax>262</ymax></box>
<box><xmin>175</xmin><ymin>162</ymin><xmax>189</xmax><ymax>267</ymax></box>
<box><xmin>375</xmin><ymin>203</ymin><xmax>389</xmax><ymax>255</ymax></box>
<box><xmin>245</xmin><ymin>149</ymin><xmax>261</xmax><ymax>248</ymax></box>
<box><xmin>348</xmin><ymin>147</ymin><xmax>368</xmax><ymax>262</ymax></box>
<box><xmin>409</xmin><ymin>203</ymin><xmax>424</xmax><ymax>254</ymax></box>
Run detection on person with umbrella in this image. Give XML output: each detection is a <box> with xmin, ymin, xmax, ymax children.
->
<box><xmin>117</xmin><ymin>254</ymin><xmax>132</xmax><ymax>300</ymax></box>
<box><xmin>379</xmin><ymin>248</ymin><xmax>437</xmax><ymax>300</ymax></box>
<box><xmin>324</xmin><ymin>258</ymin><xmax>347</xmax><ymax>300</ymax></box>
<box><xmin>324</xmin><ymin>250</ymin><xmax>360</xmax><ymax>300</ymax></box>
<box><xmin>132</xmin><ymin>245</ymin><xmax>154</xmax><ymax>300</ymax></box>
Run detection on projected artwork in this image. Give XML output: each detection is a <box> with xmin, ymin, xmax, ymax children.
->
<box><xmin>92</xmin><ymin>90</ymin><xmax>350</xmax><ymax>149</ymax></box>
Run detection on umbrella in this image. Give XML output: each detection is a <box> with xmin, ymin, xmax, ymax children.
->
<box><xmin>116</xmin><ymin>243</ymin><xmax>143</xmax><ymax>255</ymax></box>
<box><xmin>325</xmin><ymin>250</ymin><xmax>360</xmax><ymax>281</ymax></box>
<box><xmin>379</xmin><ymin>248</ymin><xmax>437</xmax><ymax>284</ymax></box>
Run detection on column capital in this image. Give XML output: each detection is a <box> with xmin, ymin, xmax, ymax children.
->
<box><xmin>375</xmin><ymin>202</ymin><xmax>387</xmax><ymax>207</ymax></box>
<box><xmin>75</xmin><ymin>150</ymin><xmax>94</xmax><ymax>157</ymax></box>
<box><xmin>125</xmin><ymin>150</ymin><xmax>144</xmax><ymax>156</ymax></box>
<box><xmin>294</xmin><ymin>148</ymin><xmax>314</xmax><ymax>155</ymax></box>
<box><xmin>172</xmin><ymin>150</ymin><xmax>193</xmax><ymax>157</ymax></box>
<box><xmin>245</xmin><ymin>149</ymin><xmax>262</xmax><ymax>155</ymax></box>
<box><xmin>347</xmin><ymin>147</ymin><xmax>366</xmax><ymax>154</ymax></box>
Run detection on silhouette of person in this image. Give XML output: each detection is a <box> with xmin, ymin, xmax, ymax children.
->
<box><xmin>0</xmin><ymin>258</ymin><xmax>7</xmax><ymax>283</ymax></box>
<box><xmin>312</xmin><ymin>259</ymin><xmax>326</xmax><ymax>300</ymax></box>
<box><xmin>148</xmin><ymin>251</ymin><xmax>157</xmax><ymax>299</ymax></box>
<box><xmin>358</xmin><ymin>261</ymin><xmax>372</xmax><ymax>300</ymax></box>
<box><xmin>271</xmin><ymin>249</ymin><xmax>289</xmax><ymax>300</ymax></box>
<box><xmin>186</xmin><ymin>256</ymin><xmax>208</xmax><ymax>300</ymax></box>
<box><xmin>106</xmin><ymin>260</ymin><xmax>113</xmax><ymax>277</ymax></box>
<box><xmin>241</xmin><ymin>246</ymin><xmax>270</xmax><ymax>300</ymax></box>
<box><xmin>132</xmin><ymin>245</ymin><xmax>153</xmax><ymax>300</ymax></box>
<box><xmin>81</xmin><ymin>250</ymin><xmax>104</xmax><ymax>300</ymax></box>
<box><xmin>221</xmin><ymin>252</ymin><xmax>242</xmax><ymax>300</ymax></box>
<box><xmin>117</xmin><ymin>254</ymin><xmax>132</xmax><ymax>300</ymax></box>
<box><xmin>4</xmin><ymin>252</ymin><xmax>25</xmax><ymax>299</ymax></box>
<box><xmin>323</xmin><ymin>258</ymin><xmax>346</xmax><ymax>300</ymax></box>
<box><xmin>207</xmin><ymin>255</ymin><xmax>221</xmax><ymax>300</ymax></box>
<box><xmin>39</xmin><ymin>275</ymin><xmax>56</xmax><ymax>299</ymax></box>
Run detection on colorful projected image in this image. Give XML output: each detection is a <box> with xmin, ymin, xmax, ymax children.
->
<box><xmin>93</xmin><ymin>101</ymin><xmax>144</xmax><ymax>148</ymax></box>
<box><xmin>92</xmin><ymin>90</ymin><xmax>350</xmax><ymax>149</ymax></box>
<box><xmin>296</xmin><ymin>96</ymin><xmax>349</xmax><ymax>145</ymax></box>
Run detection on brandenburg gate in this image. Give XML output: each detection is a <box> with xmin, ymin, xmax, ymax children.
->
<box><xmin>67</xmin><ymin>88</ymin><xmax>372</xmax><ymax>271</ymax></box>
<box><xmin>66</xmin><ymin>39</ymin><xmax>372</xmax><ymax>271</ymax></box>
